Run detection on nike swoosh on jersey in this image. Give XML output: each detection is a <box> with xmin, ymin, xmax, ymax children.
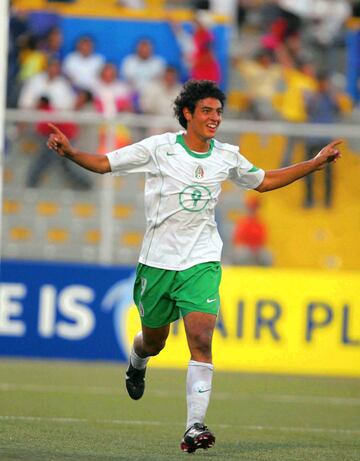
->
<box><xmin>207</xmin><ymin>298</ymin><xmax>216</xmax><ymax>303</ymax></box>
<box><xmin>198</xmin><ymin>388</ymin><xmax>211</xmax><ymax>393</ymax></box>
<box><xmin>166</xmin><ymin>152</ymin><xmax>176</xmax><ymax>156</ymax></box>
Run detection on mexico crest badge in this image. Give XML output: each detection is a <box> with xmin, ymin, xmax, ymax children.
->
<box><xmin>195</xmin><ymin>165</ymin><xmax>204</xmax><ymax>179</ymax></box>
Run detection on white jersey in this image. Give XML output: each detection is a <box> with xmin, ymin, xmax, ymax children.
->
<box><xmin>107</xmin><ymin>132</ymin><xmax>265</xmax><ymax>270</ymax></box>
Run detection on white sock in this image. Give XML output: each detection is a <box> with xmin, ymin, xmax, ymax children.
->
<box><xmin>130</xmin><ymin>332</ymin><xmax>150</xmax><ymax>370</ymax></box>
<box><xmin>130</xmin><ymin>347</ymin><xmax>150</xmax><ymax>370</ymax></box>
<box><xmin>186</xmin><ymin>360</ymin><xmax>214</xmax><ymax>430</ymax></box>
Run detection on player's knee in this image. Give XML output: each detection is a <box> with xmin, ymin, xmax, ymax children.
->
<box><xmin>143</xmin><ymin>338</ymin><xmax>166</xmax><ymax>356</ymax></box>
<box><xmin>189</xmin><ymin>332</ymin><xmax>212</xmax><ymax>358</ymax></box>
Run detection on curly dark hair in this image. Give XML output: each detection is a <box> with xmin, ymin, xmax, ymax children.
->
<box><xmin>173</xmin><ymin>80</ymin><xmax>226</xmax><ymax>129</ymax></box>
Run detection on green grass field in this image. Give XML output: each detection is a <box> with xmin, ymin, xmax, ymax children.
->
<box><xmin>0</xmin><ymin>359</ymin><xmax>359</xmax><ymax>461</ymax></box>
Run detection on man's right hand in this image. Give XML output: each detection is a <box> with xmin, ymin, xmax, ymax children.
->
<box><xmin>47</xmin><ymin>123</ymin><xmax>73</xmax><ymax>157</ymax></box>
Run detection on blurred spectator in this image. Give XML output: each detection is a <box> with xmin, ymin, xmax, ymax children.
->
<box><xmin>63</xmin><ymin>36</ymin><xmax>105</xmax><ymax>91</ymax></box>
<box><xmin>139</xmin><ymin>65</ymin><xmax>182</xmax><ymax>134</ymax></box>
<box><xmin>17</xmin><ymin>59</ymin><xmax>91</xmax><ymax>189</ymax></box>
<box><xmin>279</xmin><ymin>0</ymin><xmax>351</xmax><ymax>47</ymax></box>
<box><xmin>93</xmin><ymin>63</ymin><xmax>134</xmax><ymax>116</ymax></box>
<box><xmin>261</xmin><ymin>3</ymin><xmax>302</xmax><ymax>42</ymax></box>
<box><xmin>93</xmin><ymin>63</ymin><xmax>134</xmax><ymax>153</ymax></box>
<box><xmin>73</xmin><ymin>89</ymin><xmax>99</xmax><ymax>154</ymax></box>
<box><xmin>235</xmin><ymin>48</ymin><xmax>282</xmax><ymax>120</ymax></box>
<box><xmin>276</xmin><ymin>59</ymin><xmax>317</xmax><ymax>167</ymax></box>
<box><xmin>190</xmin><ymin>0</ymin><xmax>210</xmax><ymax>9</ymax></box>
<box><xmin>120</xmin><ymin>39</ymin><xmax>166</xmax><ymax>93</ymax></box>
<box><xmin>7</xmin><ymin>5</ymin><xmax>31</xmax><ymax>107</ymax></box>
<box><xmin>140</xmin><ymin>66</ymin><xmax>181</xmax><ymax>116</ymax></box>
<box><xmin>278</xmin><ymin>0</ymin><xmax>351</xmax><ymax>73</ymax></box>
<box><xmin>18</xmin><ymin>34</ymin><xmax>47</xmax><ymax>83</ymax></box>
<box><xmin>232</xmin><ymin>195</ymin><xmax>273</xmax><ymax>267</ymax></box>
<box><xmin>18</xmin><ymin>58</ymin><xmax>75</xmax><ymax>110</ymax></box>
<box><xmin>169</xmin><ymin>18</ymin><xmax>195</xmax><ymax>80</ymax></box>
<box><xmin>25</xmin><ymin>95</ymin><xmax>92</xmax><ymax>189</ymax></box>
<box><xmin>190</xmin><ymin>11</ymin><xmax>221</xmax><ymax>84</ymax></box>
<box><xmin>172</xmin><ymin>11</ymin><xmax>221</xmax><ymax>84</ymax></box>
<box><xmin>208</xmin><ymin>0</ymin><xmax>238</xmax><ymax>18</ymax></box>
<box><xmin>41</xmin><ymin>26</ymin><xmax>64</xmax><ymax>61</ymax></box>
<box><xmin>304</xmin><ymin>72</ymin><xmax>341</xmax><ymax>208</ymax></box>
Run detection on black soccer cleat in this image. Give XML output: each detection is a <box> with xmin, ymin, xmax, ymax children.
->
<box><xmin>180</xmin><ymin>423</ymin><xmax>215</xmax><ymax>453</ymax></box>
<box><xmin>125</xmin><ymin>363</ymin><xmax>146</xmax><ymax>400</ymax></box>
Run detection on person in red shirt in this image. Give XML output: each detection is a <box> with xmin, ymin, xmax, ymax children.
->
<box><xmin>26</xmin><ymin>96</ymin><xmax>91</xmax><ymax>189</ymax></box>
<box><xmin>232</xmin><ymin>195</ymin><xmax>273</xmax><ymax>266</ymax></box>
<box><xmin>191</xmin><ymin>14</ymin><xmax>221</xmax><ymax>84</ymax></box>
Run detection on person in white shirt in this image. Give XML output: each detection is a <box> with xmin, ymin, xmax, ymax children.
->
<box><xmin>18</xmin><ymin>59</ymin><xmax>92</xmax><ymax>189</ymax></box>
<box><xmin>63</xmin><ymin>36</ymin><xmax>105</xmax><ymax>91</ymax></box>
<box><xmin>120</xmin><ymin>38</ymin><xmax>166</xmax><ymax>93</ymax></box>
<box><xmin>93</xmin><ymin>62</ymin><xmax>133</xmax><ymax>117</ymax></box>
<box><xmin>18</xmin><ymin>58</ymin><xmax>75</xmax><ymax>110</ymax></box>
<box><xmin>139</xmin><ymin>65</ymin><xmax>182</xmax><ymax>134</ymax></box>
<box><xmin>46</xmin><ymin>80</ymin><xmax>342</xmax><ymax>454</ymax></box>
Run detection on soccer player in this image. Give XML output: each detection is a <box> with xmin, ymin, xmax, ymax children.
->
<box><xmin>46</xmin><ymin>80</ymin><xmax>342</xmax><ymax>453</ymax></box>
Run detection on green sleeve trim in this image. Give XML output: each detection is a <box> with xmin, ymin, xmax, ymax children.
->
<box><xmin>247</xmin><ymin>166</ymin><xmax>260</xmax><ymax>173</ymax></box>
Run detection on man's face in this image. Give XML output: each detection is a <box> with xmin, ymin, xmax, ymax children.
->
<box><xmin>164</xmin><ymin>68</ymin><xmax>178</xmax><ymax>87</ymax></box>
<box><xmin>47</xmin><ymin>60</ymin><xmax>61</xmax><ymax>79</ymax></box>
<box><xmin>184</xmin><ymin>98</ymin><xmax>223</xmax><ymax>140</ymax></box>
<box><xmin>101</xmin><ymin>64</ymin><xmax>117</xmax><ymax>83</ymax></box>
<box><xmin>137</xmin><ymin>41</ymin><xmax>152</xmax><ymax>60</ymax></box>
<box><xmin>78</xmin><ymin>39</ymin><xmax>93</xmax><ymax>57</ymax></box>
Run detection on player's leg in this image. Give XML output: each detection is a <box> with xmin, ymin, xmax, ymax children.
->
<box><xmin>180</xmin><ymin>312</ymin><xmax>216</xmax><ymax>452</ymax></box>
<box><xmin>175</xmin><ymin>262</ymin><xmax>221</xmax><ymax>452</ymax></box>
<box><xmin>26</xmin><ymin>143</ymin><xmax>54</xmax><ymax>187</ymax></box>
<box><xmin>126</xmin><ymin>324</ymin><xmax>170</xmax><ymax>400</ymax></box>
<box><xmin>183</xmin><ymin>312</ymin><xmax>216</xmax><ymax>428</ymax></box>
<box><xmin>126</xmin><ymin>263</ymin><xmax>179</xmax><ymax>400</ymax></box>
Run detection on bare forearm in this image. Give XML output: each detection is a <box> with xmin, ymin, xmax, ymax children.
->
<box><xmin>62</xmin><ymin>147</ymin><xmax>111</xmax><ymax>174</ymax></box>
<box><xmin>257</xmin><ymin>160</ymin><xmax>316</xmax><ymax>192</ymax></box>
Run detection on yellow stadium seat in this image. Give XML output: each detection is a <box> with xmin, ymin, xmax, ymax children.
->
<box><xmin>9</xmin><ymin>226</ymin><xmax>32</xmax><ymax>241</ymax></box>
<box><xmin>37</xmin><ymin>201</ymin><xmax>59</xmax><ymax>217</ymax></box>
<box><xmin>47</xmin><ymin>228</ymin><xmax>69</xmax><ymax>243</ymax></box>
<box><xmin>73</xmin><ymin>203</ymin><xmax>96</xmax><ymax>218</ymax></box>
<box><xmin>121</xmin><ymin>231</ymin><xmax>142</xmax><ymax>246</ymax></box>
<box><xmin>84</xmin><ymin>229</ymin><xmax>101</xmax><ymax>244</ymax></box>
<box><xmin>113</xmin><ymin>204</ymin><xmax>133</xmax><ymax>219</ymax></box>
<box><xmin>3</xmin><ymin>199</ymin><xmax>21</xmax><ymax>214</ymax></box>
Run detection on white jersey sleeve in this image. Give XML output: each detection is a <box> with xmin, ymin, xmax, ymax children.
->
<box><xmin>228</xmin><ymin>152</ymin><xmax>265</xmax><ymax>190</ymax></box>
<box><xmin>106</xmin><ymin>136</ymin><xmax>158</xmax><ymax>175</ymax></box>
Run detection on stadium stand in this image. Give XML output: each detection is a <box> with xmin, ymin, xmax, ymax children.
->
<box><xmin>3</xmin><ymin>0</ymin><xmax>360</xmax><ymax>270</ymax></box>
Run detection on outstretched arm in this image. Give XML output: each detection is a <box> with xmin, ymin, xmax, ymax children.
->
<box><xmin>46</xmin><ymin>123</ymin><xmax>111</xmax><ymax>174</ymax></box>
<box><xmin>256</xmin><ymin>139</ymin><xmax>342</xmax><ymax>193</ymax></box>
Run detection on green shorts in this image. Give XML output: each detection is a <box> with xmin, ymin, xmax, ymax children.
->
<box><xmin>133</xmin><ymin>261</ymin><xmax>222</xmax><ymax>328</ymax></box>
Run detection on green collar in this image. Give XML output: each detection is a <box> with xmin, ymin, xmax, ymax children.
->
<box><xmin>176</xmin><ymin>134</ymin><xmax>214</xmax><ymax>159</ymax></box>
